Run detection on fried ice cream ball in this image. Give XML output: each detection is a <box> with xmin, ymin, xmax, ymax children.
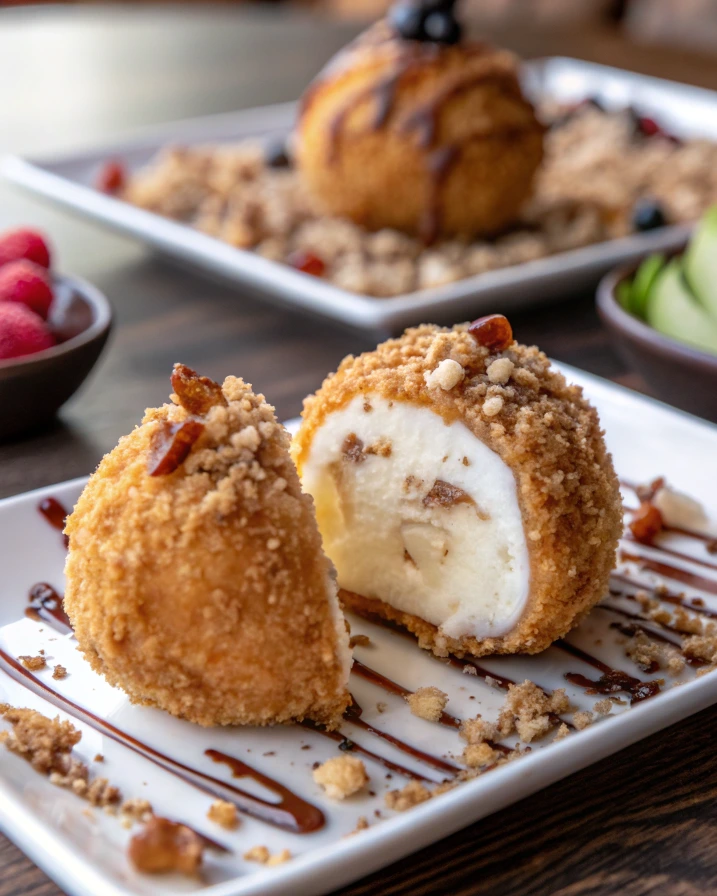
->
<box><xmin>64</xmin><ymin>365</ymin><xmax>351</xmax><ymax>728</ymax></box>
<box><xmin>292</xmin><ymin>317</ymin><xmax>622</xmax><ymax>658</ymax></box>
<box><xmin>297</xmin><ymin>23</ymin><xmax>544</xmax><ymax>241</ymax></box>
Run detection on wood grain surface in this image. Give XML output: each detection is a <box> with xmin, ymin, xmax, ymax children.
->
<box><xmin>1</xmin><ymin>7</ymin><xmax>717</xmax><ymax>895</ymax></box>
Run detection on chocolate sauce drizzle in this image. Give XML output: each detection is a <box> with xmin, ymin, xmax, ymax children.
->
<box><xmin>26</xmin><ymin>583</ymin><xmax>72</xmax><ymax>635</ymax></box>
<box><xmin>622</xmin><ymin>533</ymin><xmax>717</xmax><ymax>574</ymax></box>
<box><xmin>611</xmin><ymin>572</ymin><xmax>717</xmax><ymax>619</ymax></box>
<box><xmin>620</xmin><ymin>551</ymin><xmax>717</xmax><ymax>597</ymax></box>
<box><xmin>556</xmin><ymin>641</ymin><xmax>661</xmax><ymax>704</ymax></box>
<box><xmin>38</xmin><ymin>497</ymin><xmax>69</xmax><ymax>548</ymax></box>
<box><xmin>0</xmin><ymin>646</ymin><xmax>323</xmax><ymax>834</ymax></box>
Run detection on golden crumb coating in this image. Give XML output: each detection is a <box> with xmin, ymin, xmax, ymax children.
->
<box><xmin>293</xmin><ymin>323</ymin><xmax>622</xmax><ymax>657</ymax></box>
<box><xmin>64</xmin><ymin>368</ymin><xmax>351</xmax><ymax>728</ymax></box>
<box><xmin>297</xmin><ymin>23</ymin><xmax>543</xmax><ymax>240</ymax></box>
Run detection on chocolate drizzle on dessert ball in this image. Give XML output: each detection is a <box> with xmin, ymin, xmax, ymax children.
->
<box><xmin>297</xmin><ymin>20</ymin><xmax>544</xmax><ymax>243</ymax></box>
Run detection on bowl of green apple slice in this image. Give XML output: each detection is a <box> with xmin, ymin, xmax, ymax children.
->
<box><xmin>598</xmin><ymin>205</ymin><xmax>717</xmax><ymax>422</ymax></box>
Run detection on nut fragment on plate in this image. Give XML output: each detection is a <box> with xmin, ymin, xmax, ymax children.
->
<box><xmin>128</xmin><ymin>817</ymin><xmax>203</xmax><ymax>876</ymax></box>
<box><xmin>243</xmin><ymin>845</ymin><xmax>292</xmax><ymax>865</ymax></box>
<box><xmin>312</xmin><ymin>755</ymin><xmax>369</xmax><ymax>800</ymax></box>
<box><xmin>384</xmin><ymin>780</ymin><xmax>432</xmax><ymax>812</ymax></box>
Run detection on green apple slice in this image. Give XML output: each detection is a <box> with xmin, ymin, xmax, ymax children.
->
<box><xmin>684</xmin><ymin>205</ymin><xmax>717</xmax><ymax>320</ymax></box>
<box><xmin>630</xmin><ymin>253</ymin><xmax>665</xmax><ymax>320</ymax></box>
<box><xmin>646</xmin><ymin>259</ymin><xmax>717</xmax><ymax>355</ymax></box>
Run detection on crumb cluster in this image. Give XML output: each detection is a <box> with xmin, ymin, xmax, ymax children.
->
<box><xmin>128</xmin><ymin>816</ymin><xmax>203</xmax><ymax>876</ymax></box>
<box><xmin>313</xmin><ymin>755</ymin><xmax>369</xmax><ymax>800</ymax></box>
<box><xmin>243</xmin><ymin>845</ymin><xmax>292</xmax><ymax>865</ymax></box>
<box><xmin>405</xmin><ymin>686</ymin><xmax>448</xmax><ymax>722</ymax></box>
<box><xmin>207</xmin><ymin>799</ymin><xmax>240</xmax><ymax>830</ymax></box>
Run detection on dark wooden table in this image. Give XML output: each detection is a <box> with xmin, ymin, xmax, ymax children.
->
<box><xmin>2</xmin><ymin>7</ymin><xmax>717</xmax><ymax>895</ymax></box>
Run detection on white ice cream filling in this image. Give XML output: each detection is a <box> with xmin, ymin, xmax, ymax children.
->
<box><xmin>300</xmin><ymin>395</ymin><xmax>530</xmax><ymax>641</ymax></box>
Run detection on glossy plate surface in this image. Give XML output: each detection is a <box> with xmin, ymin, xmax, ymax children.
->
<box><xmin>1</xmin><ymin>363</ymin><xmax>717</xmax><ymax>896</ymax></box>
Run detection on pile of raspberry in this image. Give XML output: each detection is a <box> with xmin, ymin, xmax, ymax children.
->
<box><xmin>0</xmin><ymin>228</ymin><xmax>57</xmax><ymax>361</ymax></box>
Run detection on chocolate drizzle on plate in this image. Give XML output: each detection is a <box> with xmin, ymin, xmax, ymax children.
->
<box><xmin>26</xmin><ymin>583</ymin><xmax>72</xmax><ymax>635</ymax></box>
<box><xmin>557</xmin><ymin>640</ymin><xmax>662</xmax><ymax>704</ymax></box>
<box><xmin>38</xmin><ymin>497</ymin><xmax>69</xmax><ymax>548</ymax></box>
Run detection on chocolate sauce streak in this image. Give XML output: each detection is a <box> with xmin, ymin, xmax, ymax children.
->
<box><xmin>622</xmin><ymin>533</ymin><xmax>717</xmax><ymax>574</ymax></box>
<box><xmin>0</xmin><ymin>647</ymin><xmax>323</xmax><ymax>834</ymax></box>
<box><xmin>205</xmin><ymin>750</ymin><xmax>324</xmax><ymax>833</ymax></box>
<box><xmin>352</xmin><ymin>659</ymin><xmax>460</xmax><ymax>728</ymax></box>
<box><xmin>620</xmin><ymin>551</ymin><xmax>717</xmax><ymax>597</ymax></box>
<box><xmin>557</xmin><ymin>641</ymin><xmax>661</xmax><ymax>703</ymax></box>
<box><xmin>611</xmin><ymin>572</ymin><xmax>717</xmax><ymax>620</ymax></box>
<box><xmin>26</xmin><ymin>583</ymin><xmax>72</xmax><ymax>635</ymax></box>
<box><xmin>300</xmin><ymin>719</ymin><xmax>434</xmax><ymax>783</ymax></box>
<box><xmin>345</xmin><ymin>695</ymin><xmax>460</xmax><ymax>775</ymax></box>
<box><xmin>38</xmin><ymin>497</ymin><xmax>69</xmax><ymax>548</ymax></box>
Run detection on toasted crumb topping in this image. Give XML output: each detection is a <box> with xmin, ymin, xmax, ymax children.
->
<box><xmin>497</xmin><ymin>680</ymin><xmax>571</xmax><ymax>743</ymax></box>
<box><xmin>683</xmin><ymin>634</ymin><xmax>717</xmax><ymax>665</ymax></box>
<box><xmin>385</xmin><ymin>780</ymin><xmax>432</xmax><ymax>811</ymax></box>
<box><xmin>572</xmin><ymin>711</ymin><xmax>594</xmax><ymax>730</ymax></box>
<box><xmin>424</xmin><ymin>358</ymin><xmax>465</xmax><ymax>392</ymax></box>
<box><xmin>0</xmin><ymin>704</ymin><xmax>80</xmax><ymax>773</ymax></box>
<box><xmin>244</xmin><ymin>845</ymin><xmax>291</xmax><ymax>865</ymax></box>
<box><xmin>121</xmin><ymin>798</ymin><xmax>153</xmax><ymax>823</ymax></box>
<box><xmin>207</xmin><ymin>799</ymin><xmax>240</xmax><ymax>830</ymax></box>
<box><xmin>19</xmin><ymin>655</ymin><xmax>46</xmax><ymax>672</ymax></box>
<box><xmin>592</xmin><ymin>699</ymin><xmax>613</xmax><ymax>716</ymax></box>
<box><xmin>553</xmin><ymin>723</ymin><xmax>570</xmax><ymax>741</ymax></box>
<box><xmin>462</xmin><ymin>742</ymin><xmax>497</xmax><ymax>768</ymax></box>
<box><xmin>52</xmin><ymin>665</ymin><xmax>68</xmax><ymax>680</ymax></box>
<box><xmin>460</xmin><ymin>715</ymin><xmax>498</xmax><ymax>745</ymax></box>
<box><xmin>313</xmin><ymin>755</ymin><xmax>369</xmax><ymax>799</ymax></box>
<box><xmin>405</xmin><ymin>686</ymin><xmax>448</xmax><ymax>722</ymax></box>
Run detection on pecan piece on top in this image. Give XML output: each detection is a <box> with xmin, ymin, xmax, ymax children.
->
<box><xmin>468</xmin><ymin>314</ymin><xmax>513</xmax><ymax>351</ymax></box>
<box><xmin>171</xmin><ymin>364</ymin><xmax>227</xmax><ymax>416</ymax></box>
<box><xmin>148</xmin><ymin>420</ymin><xmax>205</xmax><ymax>477</ymax></box>
<box><xmin>128</xmin><ymin>816</ymin><xmax>204</xmax><ymax>876</ymax></box>
<box><xmin>629</xmin><ymin>501</ymin><xmax>664</xmax><ymax>544</ymax></box>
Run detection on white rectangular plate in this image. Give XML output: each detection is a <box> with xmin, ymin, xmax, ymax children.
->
<box><xmin>4</xmin><ymin>58</ymin><xmax>717</xmax><ymax>331</ymax></box>
<box><xmin>2</xmin><ymin>364</ymin><xmax>717</xmax><ymax>896</ymax></box>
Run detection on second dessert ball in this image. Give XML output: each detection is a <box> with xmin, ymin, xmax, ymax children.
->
<box><xmin>297</xmin><ymin>22</ymin><xmax>544</xmax><ymax>241</ymax></box>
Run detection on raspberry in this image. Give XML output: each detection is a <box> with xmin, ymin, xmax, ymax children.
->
<box><xmin>0</xmin><ymin>260</ymin><xmax>54</xmax><ymax>319</ymax></box>
<box><xmin>97</xmin><ymin>160</ymin><xmax>127</xmax><ymax>194</ymax></box>
<box><xmin>0</xmin><ymin>304</ymin><xmax>55</xmax><ymax>360</ymax></box>
<box><xmin>0</xmin><ymin>228</ymin><xmax>51</xmax><ymax>269</ymax></box>
<box><xmin>288</xmin><ymin>250</ymin><xmax>326</xmax><ymax>277</ymax></box>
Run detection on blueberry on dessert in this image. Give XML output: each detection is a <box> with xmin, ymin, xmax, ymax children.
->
<box><xmin>632</xmin><ymin>198</ymin><xmax>667</xmax><ymax>232</ymax></box>
<box><xmin>292</xmin><ymin>317</ymin><xmax>622</xmax><ymax>658</ymax></box>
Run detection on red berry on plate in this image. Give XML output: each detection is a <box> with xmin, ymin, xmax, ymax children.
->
<box><xmin>288</xmin><ymin>250</ymin><xmax>326</xmax><ymax>277</ymax></box>
<box><xmin>638</xmin><ymin>117</ymin><xmax>660</xmax><ymax>137</ymax></box>
<box><xmin>0</xmin><ymin>260</ymin><xmax>54</xmax><ymax>319</ymax></box>
<box><xmin>0</xmin><ymin>303</ymin><xmax>55</xmax><ymax>360</ymax></box>
<box><xmin>0</xmin><ymin>228</ymin><xmax>51</xmax><ymax>269</ymax></box>
<box><xmin>97</xmin><ymin>160</ymin><xmax>127</xmax><ymax>194</ymax></box>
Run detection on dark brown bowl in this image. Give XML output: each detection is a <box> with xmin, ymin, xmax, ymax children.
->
<box><xmin>0</xmin><ymin>274</ymin><xmax>112</xmax><ymax>440</ymax></box>
<box><xmin>597</xmin><ymin>256</ymin><xmax>717</xmax><ymax>422</ymax></box>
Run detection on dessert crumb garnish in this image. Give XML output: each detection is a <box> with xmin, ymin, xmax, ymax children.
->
<box><xmin>628</xmin><ymin>501</ymin><xmax>664</xmax><ymax>544</ymax></box>
<box><xmin>365</xmin><ymin>437</ymin><xmax>393</xmax><ymax>458</ymax></box>
<box><xmin>94</xmin><ymin>754</ymin><xmax>104</xmax><ymax>763</ymax></box>
<box><xmin>405</xmin><ymin>686</ymin><xmax>448</xmax><ymax>722</ymax></box>
<box><xmin>349</xmin><ymin>634</ymin><xmax>371</xmax><ymax>649</ymax></box>
<box><xmin>121</xmin><ymin>798</ymin><xmax>153</xmax><ymax>824</ymax></box>
<box><xmin>385</xmin><ymin>780</ymin><xmax>432</xmax><ymax>812</ymax></box>
<box><xmin>553</xmin><ymin>723</ymin><xmax>571</xmax><ymax>741</ymax></box>
<box><xmin>424</xmin><ymin>358</ymin><xmax>464</xmax><ymax>391</ymax></box>
<box><xmin>207</xmin><ymin>799</ymin><xmax>240</xmax><ymax>830</ymax></box>
<box><xmin>376</xmin><ymin>701</ymin><xmax>387</xmax><ymax>713</ymax></box>
<box><xmin>486</xmin><ymin>358</ymin><xmax>514</xmax><ymax>385</ymax></box>
<box><xmin>572</xmin><ymin>711</ymin><xmax>594</xmax><ymax>730</ymax></box>
<box><xmin>349</xmin><ymin>815</ymin><xmax>370</xmax><ymax>835</ymax></box>
<box><xmin>18</xmin><ymin>655</ymin><xmax>46</xmax><ymax>671</ymax></box>
<box><xmin>497</xmin><ymin>680</ymin><xmax>572</xmax><ymax>743</ymax></box>
<box><xmin>683</xmin><ymin>633</ymin><xmax>717</xmax><ymax>665</ymax></box>
<box><xmin>593</xmin><ymin>699</ymin><xmax>613</xmax><ymax>716</ymax></box>
<box><xmin>128</xmin><ymin>816</ymin><xmax>203</xmax><ymax>876</ymax></box>
<box><xmin>313</xmin><ymin>755</ymin><xmax>369</xmax><ymax>800</ymax></box>
<box><xmin>52</xmin><ymin>664</ymin><xmax>68</xmax><ymax>680</ymax></box>
<box><xmin>462</xmin><ymin>665</ymin><xmax>477</xmax><ymax>676</ymax></box>
<box><xmin>462</xmin><ymin>742</ymin><xmax>498</xmax><ymax>769</ymax></box>
<box><xmin>0</xmin><ymin>704</ymin><xmax>121</xmax><ymax>807</ymax></box>
<box><xmin>244</xmin><ymin>845</ymin><xmax>292</xmax><ymax>865</ymax></box>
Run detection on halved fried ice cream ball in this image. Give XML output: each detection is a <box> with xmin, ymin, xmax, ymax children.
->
<box><xmin>292</xmin><ymin>317</ymin><xmax>622</xmax><ymax>658</ymax></box>
<box><xmin>64</xmin><ymin>365</ymin><xmax>351</xmax><ymax>728</ymax></box>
